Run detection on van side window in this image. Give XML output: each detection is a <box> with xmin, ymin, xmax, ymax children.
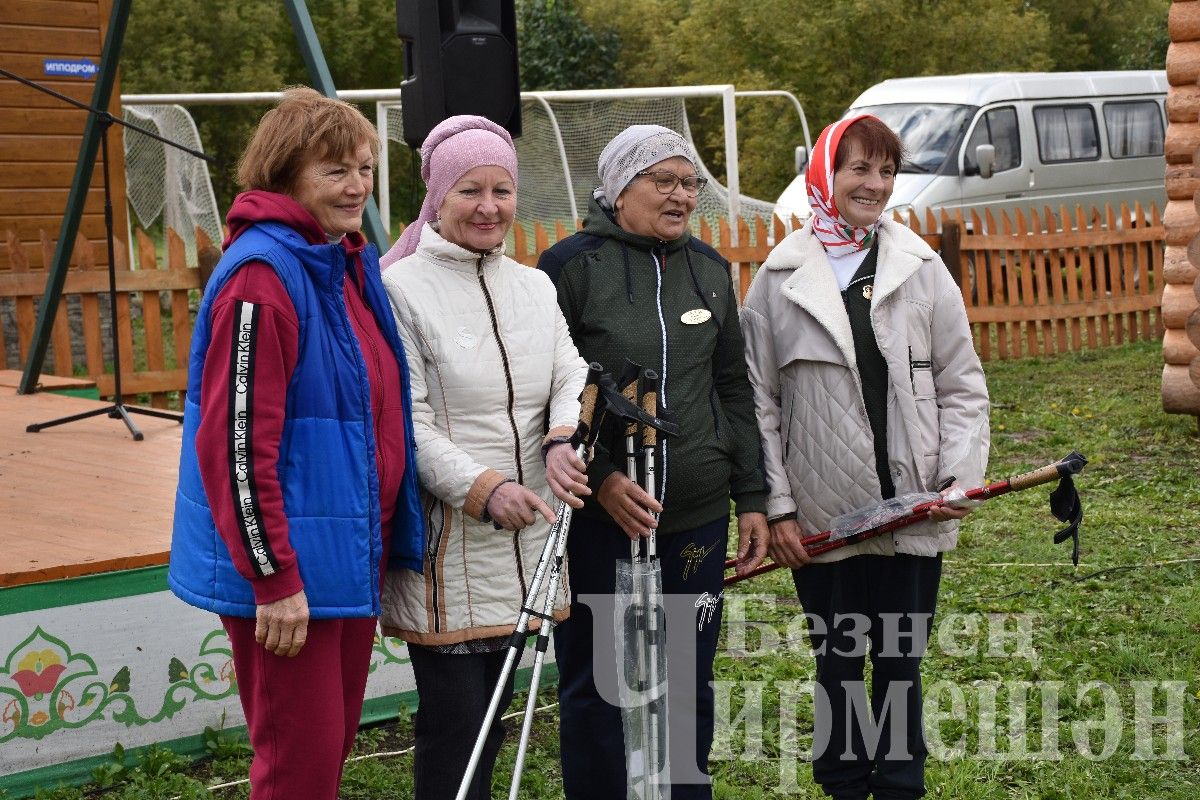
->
<box><xmin>964</xmin><ymin>107</ymin><xmax>1020</xmax><ymax>173</ymax></box>
<box><xmin>1103</xmin><ymin>100</ymin><xmax>1164</xmax><ymax>158</ymax></box>
<box><xmin>1034</xmin><ymin>105</ymin><xmax>1100</xmax><ymax>163</ymax></box>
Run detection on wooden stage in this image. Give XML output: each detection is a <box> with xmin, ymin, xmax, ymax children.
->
<box><xmin>0</xmin><ymin>383</ymin><xmax>183</xmax><ymax>588</ymax></box>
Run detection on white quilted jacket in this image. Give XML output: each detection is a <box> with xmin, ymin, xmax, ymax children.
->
<box><xmin>379</xmin><ymin>224</ymin><xmax>588</xmax><ymax>644</ymax></box>
<box><xmin>740</xmin><ymin>218</ymin><xmax>990</xmax><ymax>562</ymax></box>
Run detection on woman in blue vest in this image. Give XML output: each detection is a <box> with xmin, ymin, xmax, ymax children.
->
<box><xmin>169</xmin><ymin>87</ymin><xmax>424</xmax><ymax>799</ymax></box>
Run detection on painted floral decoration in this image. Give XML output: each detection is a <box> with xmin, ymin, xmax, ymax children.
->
<box><xmin>12</xmin><ymin>649</ymin><xmax>66</xmax><ymax>700</ymax></box>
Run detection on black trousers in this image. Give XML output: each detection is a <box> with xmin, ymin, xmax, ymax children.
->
<box><xmin>408</xmin><ymin>644</ymin><xmax>517</xmax><ymax>800</ymax></box>
<box><xmin>554</xmin><ymin>514</ymin><xmax>728</xmax><ymax>800</ymax></box>
<box><xmin>793</xmin><ymin>553</ymin><xmax>942</xmax><ymax>800</ymax></box>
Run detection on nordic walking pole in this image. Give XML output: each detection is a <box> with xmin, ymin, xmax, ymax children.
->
<box><xmin>456</xmin><ymin>363</ymin><xmax>607</xmax><ymax>800</ymax></box>
<box><xmin>640</xmin><ymin>368</ymin><xmax>666</xmax><ymax>798</ymax></box>
<box><xmin>723</xmin><ymin>451</ymin><xmax>1088</xmax><ymax>586</ymax></box>
<box><xmin>621</xmin><ymin>362</ymin><xmax>645</xmax><ymax>565</ymax></box>
<box><xmin>508</xmin><ymin>456</ymin><xmax>584</xmax><ymax>799</ymax></box>
<box><xmin>619</xmin><ymin>363</ymin><xmax>654</xmax><ymax>794</ymax></box>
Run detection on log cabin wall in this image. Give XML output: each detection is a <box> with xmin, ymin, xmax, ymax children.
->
<box><xmin>0</xmin><ymin>0</ymin><xmax>129</xmax><ymax>274</ymax></box>
<box><xmin>1165</xmin><ymin>1</ymin><xmax>1200</xmax><ymax>415</ymax></box>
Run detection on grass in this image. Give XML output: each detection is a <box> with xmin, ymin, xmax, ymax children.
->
<box><xmin>15</xmin><ymin>339</ymin><xmax>1200</xmax><ymax>799</ymax></box>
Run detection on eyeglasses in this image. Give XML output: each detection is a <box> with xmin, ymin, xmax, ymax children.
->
<box><xmin>635</xmin><ymin>170</ymin><xmax>709</xmax><ymax>196</ymax></box>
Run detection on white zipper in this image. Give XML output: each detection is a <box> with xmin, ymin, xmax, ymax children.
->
<box><xmin>652</xmin><ymin>250</ymin><xmax>668</xmax><ymax>505</ymax></box>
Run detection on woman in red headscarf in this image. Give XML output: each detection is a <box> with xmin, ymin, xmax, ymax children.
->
<box><xmin>740</xmin><ymin>116</ymin><xmax>990</xmax><ymax>800</ymax></box>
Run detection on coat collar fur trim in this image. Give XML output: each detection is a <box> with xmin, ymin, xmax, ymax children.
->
<box><xmin>764</xmin><ymin>217</ymin><xmax>937</xmax><ymax>369</ymax></box>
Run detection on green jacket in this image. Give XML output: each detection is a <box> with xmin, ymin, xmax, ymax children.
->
<box><xmin>538</xmin><ymin>199</ymin><xmax>766</xmax><ymax>533</ymax></box>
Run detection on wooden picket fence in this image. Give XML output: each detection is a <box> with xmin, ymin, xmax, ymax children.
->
<box><xmin>512</xmin><ymin>202</ymin><xmax>1165</xmax><ymax>363</ymax></box>
<box><xmin>0</xmin><ymin>203</ymin><xmax>1164</xmax><ymax>407</ymax></box>
<box><xmin>0</xmin><ymin>227</ymin><xmax>216</xmax><ymax>407</ymax></box>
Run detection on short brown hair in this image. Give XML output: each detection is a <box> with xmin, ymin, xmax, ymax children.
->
<box><xmin>236</xmin><ymin>86</ymin><xmax>379</xmax><ymax>193</ymax></box>
<box><xmin>834</xmin><ymin>116</ymin><xmax>904</xmax><ymax>173</ymax></box>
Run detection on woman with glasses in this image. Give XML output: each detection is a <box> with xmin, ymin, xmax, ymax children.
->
<box><xmin>537</xmin><ymin>124</ymin><xmax>770</xmax><ymax>800</ymax></box>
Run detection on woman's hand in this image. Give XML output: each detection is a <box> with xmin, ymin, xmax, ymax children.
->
<box><xmin>545</xmin><ymin>442</ymin><xmax>589</xmax><ymax>509</ymax></box>
<box><xmin>255</xmin><ymin>590</ymin><xmax>309</xmax><ymax>657</ymax></box>
<box><xmin>734</xmin><ymin>512</ymin><xmax>770</xmax><ymax>576</ymax></box>
<box><xmin>929</xmin><ymin>482</ymin><xmax>976</xmax><ymax>522</ymax></box>
<box><xmin>597</xmin><ymin>472</ymin><xmax>662</xmax><ymax>540</ymax></box>
<box><xmin>767</xmin><ymin>518</ymin><xmax>813</xmax><ymax>569</ymax></box>
<box><xmin>486</xmin><ymin>481</ymin><xmax>557</xmax><ymax>531</ymax></box>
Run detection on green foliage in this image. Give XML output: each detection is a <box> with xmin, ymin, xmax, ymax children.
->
<box><xmin>90</xmin><ymin>743</ymin><xmax>128</xmax><ymax>788</ymax></box>
<box><xmin>30</xmin><ymin>788</ymin><xmax>81</xmax><ymax>800</ymax></box>
<box><xmin>1028</xmin><ymin>0</ymin><xmax>1171</xmax><ymax>72</ymax></box>
<box><xmin>123</xmin><ymin>0</ymin><xmax>420</xmax><ymax>222</ymax></box>
<box><xmin>518</xmin><ymin>0</ymin><xmax>621</xmax><ymax>91</ymax></box>
<box><xmin>202</xmin><ymin>724</ymin><xmax>252</xmax><ymax>760</ymax></box>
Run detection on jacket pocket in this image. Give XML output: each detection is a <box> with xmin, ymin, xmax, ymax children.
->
<box><xmin>709</xmin><ymin>387</ymin><xmax>733</xmax><ymax>457</ymax></box>
<box><xmin>775</xmin><ymin>327</ymin><xmax>844</xmax><ymax>371</ymax></box>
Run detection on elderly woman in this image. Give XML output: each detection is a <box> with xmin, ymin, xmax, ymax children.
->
<box><xmin>740</xmin><ymin>115</ymin><xmax>990</xmax><ymax>800</ymax></box>
<box><xmin>537</xmin><ymin>124</ymin><xmax>769</xmax><ymax>800</ymax></box>
<box><xmin>169</xmin><ymin>87</ymin><xmax>423</xmax><ymax>799</ymax></box>
<box><xmin>377</xmin><ymin>115</ymin><xmax>589</xmax><ymax>800</ymax></box>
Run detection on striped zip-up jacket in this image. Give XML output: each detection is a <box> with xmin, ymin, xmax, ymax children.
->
<box><xmin>169</xmin><ymin>203</ymin><xmax>424</xmax><ymax>620</ymax></box>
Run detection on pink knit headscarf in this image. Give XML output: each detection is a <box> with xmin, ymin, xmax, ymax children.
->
<box><xmin>380</xmin><ymin>115</ymin><xmax>519</xmax><ymax>267</ymax></box>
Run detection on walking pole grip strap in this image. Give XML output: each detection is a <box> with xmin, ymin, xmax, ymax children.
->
<box><xmin>576</xmin><ymin>362</ymin><xmax>604</xmax><ymax>442</ymax></box>
<box><xmin>641</xmin><ymin>369</ymin><xmax>660</xmax><ymax>449</ymax></box>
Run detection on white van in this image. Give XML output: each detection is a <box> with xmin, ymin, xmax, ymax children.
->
<box><xmin>774</xmin><ymin>71</ymin><xmax>1168</xmax><ymax>225</ymax></box>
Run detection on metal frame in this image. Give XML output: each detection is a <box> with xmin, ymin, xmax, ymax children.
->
<box><xmin>18</xmin><ymin>0</ymin><xmax>132</xmax><ymax>395</ymax></box>
<box><xmin>121</xmin><ymin>85</ymin><xmax>815</xmax><ymax>250</ymax></box>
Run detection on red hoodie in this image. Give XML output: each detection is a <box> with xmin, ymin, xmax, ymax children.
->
<box><xmin>196</xmin><ymin>190</ymin><xmax>405</xmax><ymax>605</ymax></box>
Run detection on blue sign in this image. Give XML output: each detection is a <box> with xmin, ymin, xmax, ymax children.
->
<box><xmin>43</xmin><ymin>58</ymin><xmax>98</xmax><ymax>79</ymax></box>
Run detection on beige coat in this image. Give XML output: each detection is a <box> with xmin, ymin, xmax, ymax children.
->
<box><xmin>739</xmin><ymin>218</ymin><xmax>990</xmax><ymax>562</ymax></box>
<box><xmin>380</xmin><ymin>224</ymin><xmax>588</xmax><ymax>644</ymax></box>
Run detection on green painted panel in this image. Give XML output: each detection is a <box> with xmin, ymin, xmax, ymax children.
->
<box><xmin>0</xmin><ymin>664</ymin><xmax>559</xmax><ymax>798</ymax></box>
<box><xmin>0</xmin><ymin>566</ymin><xmax>168</xmax><ymax>616</ymax></box>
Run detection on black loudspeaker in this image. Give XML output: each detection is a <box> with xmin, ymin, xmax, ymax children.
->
<box><xmin>396</xmin><ymin>0</ymin><xmax>522</xmax><ymax>148</ymax></box>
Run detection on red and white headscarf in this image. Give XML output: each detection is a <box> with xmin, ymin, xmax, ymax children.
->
<box><xmin>806</xmin><ymin>114</ymin><xmax>882</xmax><ymax>254</ymax></box>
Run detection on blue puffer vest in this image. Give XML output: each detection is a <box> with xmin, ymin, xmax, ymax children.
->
<box><xmin>169</xmin><ymin>221</ymin><xmax>425</xmax><ymax>619</ymax></box>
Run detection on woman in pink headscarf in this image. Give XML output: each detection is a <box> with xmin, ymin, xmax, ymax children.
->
<box><xmin>740</xmin><ymin>115</ymin><xmax>989</xmax><ymax>800</ymax></box>
<box><xmin>378</xmin><ymin>115</ymin><xmax>588</xmax><ymax>800</ymax></box>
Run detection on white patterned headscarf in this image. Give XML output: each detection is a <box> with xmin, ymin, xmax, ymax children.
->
<box><xmin>593</xmin><ymin>125</ymin><xmax>694</xmax><ymax>210</ymax></box>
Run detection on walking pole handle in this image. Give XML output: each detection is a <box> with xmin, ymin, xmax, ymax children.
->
<box><xmin>1007</xmin><ymin>451</ymin><xmax>1087</xmax><ymax>491</ymax></box>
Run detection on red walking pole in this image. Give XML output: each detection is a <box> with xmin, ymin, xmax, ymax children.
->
<box><xmin>725</xmin><ymin>452</ymin><xmax>1086</xmax><ymax>586</ymax></box>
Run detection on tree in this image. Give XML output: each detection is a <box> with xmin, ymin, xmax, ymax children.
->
<box><xmin>123</xmin><ymin>1</ymin><xmax>420</xmax><ymax>222</ymax></box>
<box><xmin>1027</xmin><ymin>0</ymin><xmax>1170</xmax><ymax>72</ymax></box>
<box><xmin>518</xmin><ymin>0</ymin><xmax>621</xmax><ymax>90</ymax></box>
<box><xmin>123</xmin><ymin>0</ymin><xmax>291</xmax><ymax>208</ymax></box>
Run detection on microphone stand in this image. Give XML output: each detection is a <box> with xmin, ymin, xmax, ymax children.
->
<box><xmin>1</xmin><ymin>66</ymin><xmax>215</xmax><ymax>440</ymax></box>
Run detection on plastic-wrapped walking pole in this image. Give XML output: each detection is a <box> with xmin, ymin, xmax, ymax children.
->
<box><xmin>616</xmin><ymin>367</ymin><xmax>670</xmax><ymax>800</ymax></box>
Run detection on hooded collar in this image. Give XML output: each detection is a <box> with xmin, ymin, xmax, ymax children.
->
<box><xmin>580</xmin><ymin>195</ymin><xmax>692</xmax><ymax>253</ymax></box>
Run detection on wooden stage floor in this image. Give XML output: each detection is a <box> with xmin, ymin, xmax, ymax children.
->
<box><xmin>0</xmin><ymin>386</ymin><xmax>183</xmax><ymax>588</ymax></box>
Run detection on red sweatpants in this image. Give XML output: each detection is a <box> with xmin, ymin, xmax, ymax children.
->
<box><xmin>221</xmin><ymin>614</ymin><xmax>379</xmax><ymax>799</ymax></box>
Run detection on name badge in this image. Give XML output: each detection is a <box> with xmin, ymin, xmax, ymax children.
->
<box><xmin>681</xmin><ymin>308</ymin><xmax>712</xmax><ymax>325</ymax></box>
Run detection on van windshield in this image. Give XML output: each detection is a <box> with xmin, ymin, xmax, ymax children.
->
<box><xmin>851</xmin><ymin>103</ymin><xmax>977</xmax><ymax>173</ymax></box>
